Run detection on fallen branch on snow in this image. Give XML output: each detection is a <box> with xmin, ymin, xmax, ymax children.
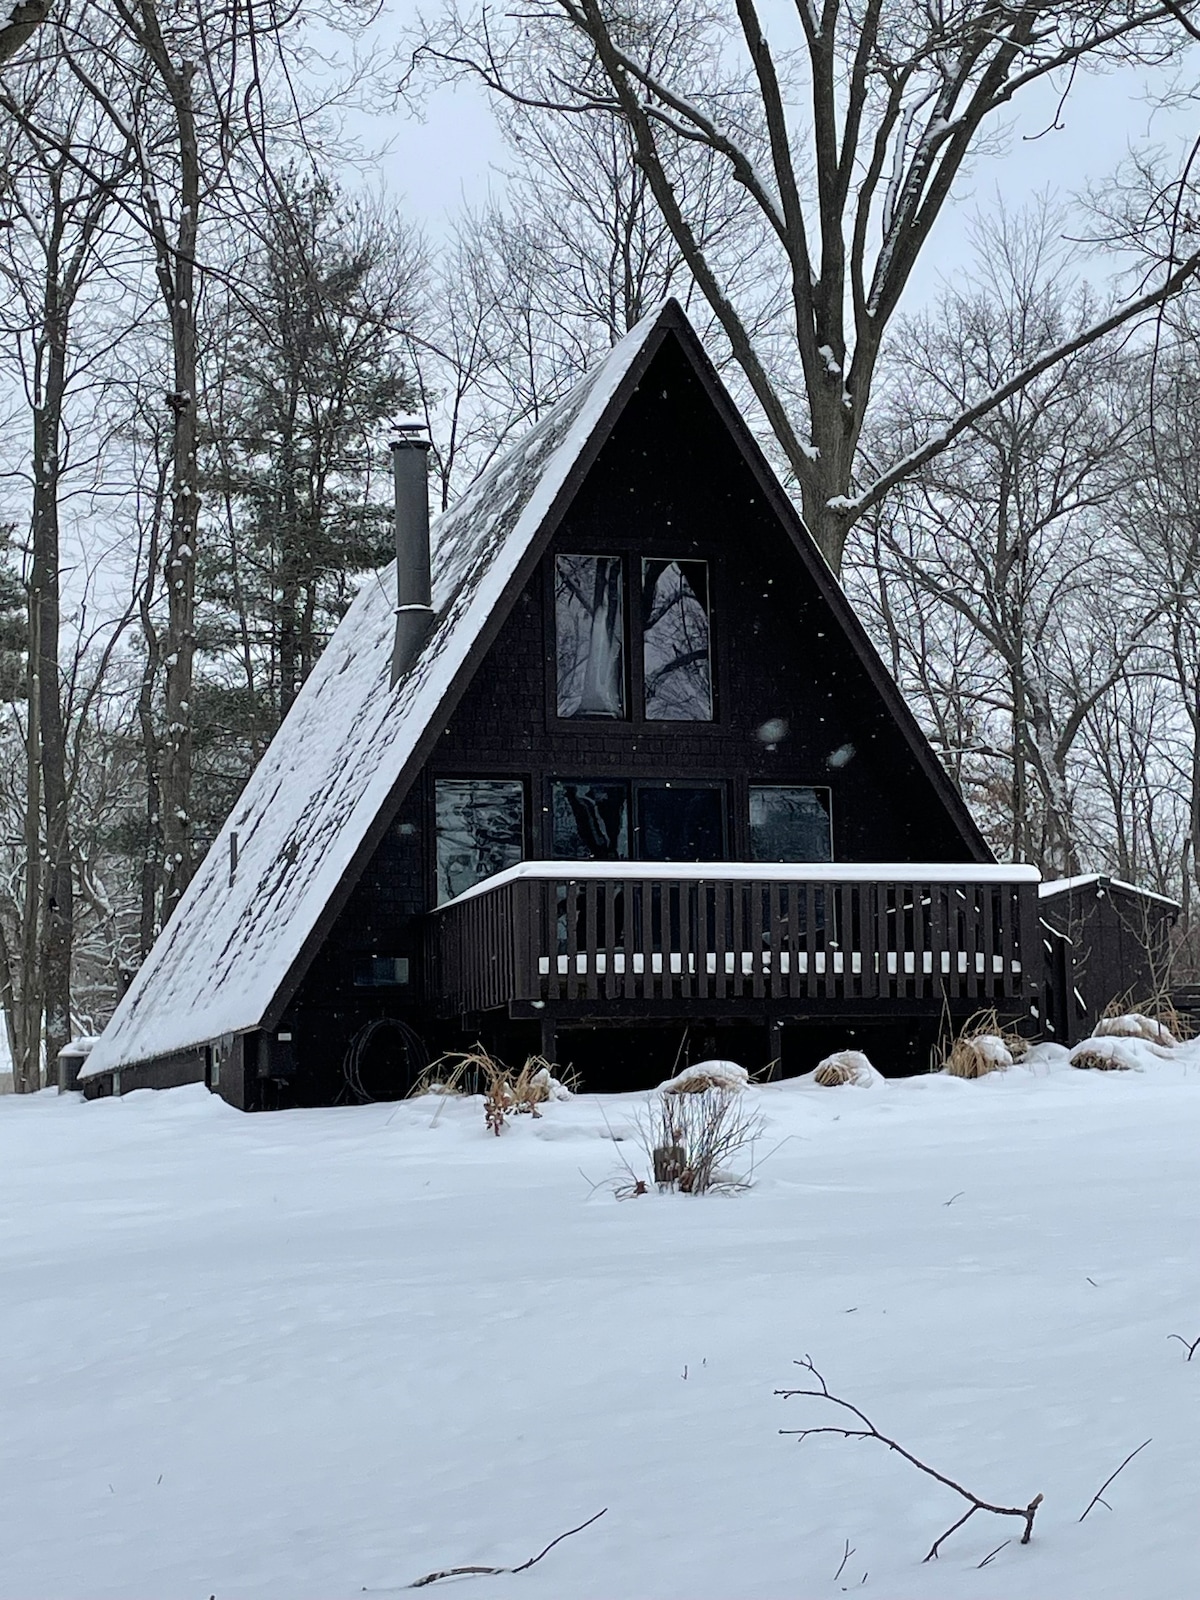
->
<box><xmin>1168</xmin><ymin>1331</ymin><xmax>1200</xmax><ymax>1361</ymax></box>
<box><xmin>403</xmin><ymin>1508</ymin><xmax>607</xmax><ymax>1588</ymax></box>
<box><xmin>776</xmin><ymin>1357</ymin><xmax>1042</xmax><ymax>1561</ymax></box>
<box><xmin>1078</xmin><ymin>1440</ymin><xmax>1152</xmax><ymax>1522</ymax></box>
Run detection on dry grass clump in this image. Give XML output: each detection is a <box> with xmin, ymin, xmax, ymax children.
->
<box><xmin>941</xmin><ymin>1009</ymin><xmax>1028</xmax><ymax>1078</ymax></box>
<box><xmin>813</xmin><ymin>1049</ymin><xmax>873</xmax><ymax>1086</ymax></box>
<box><xmin>659</xmin><ymin>1059</ymin><xmax>749</xmax><ymax>1094</ymax></box>
<box><xmin>1092</xmin><ymin>1012</ymin><xmax>1177</xmax><ymax>1048</ymax></box>
<box><xmin>1070</xmin><ymin>1037</ymin><xmax>1139</xmax><ymax>1072</ymax></box>
<box><xmin>411</xmin><ymin>1045</ymin><xmax>576</xmax><ymax>1134</ymax></box>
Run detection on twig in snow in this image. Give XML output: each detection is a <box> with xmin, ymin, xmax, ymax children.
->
<box><xmin>832</xmin><ymin>1538</ymin><xmax>855</xmax><ymax>1581</ymax></box>
<box><xmin>404</xmin><ymin>1508</ymin><xmax>607</xmax><ymax>1588</ymax></box>
<box><xmin>976</xmin><ymin>1539</ymin><xmax>1010</xmax><ymax>1567</ymax></box>
<box><xmin>943</xmin><ymin>1191</ymin><xmax>964</xmax><ymax>1206</ymax></box>
<box><xmin>1079</xmin><ymin>1440</ymin><xmax>1152</xmax><ymax>1522</ymax></box>
<box><xmin>777</xmin><ymin>1357</ymin><xmax>1043</xmax><ymax>1561</ymax></box>
<box><xmin>1168</xmin><ymin>1331</ymin><xmax>1200</xmax><ymax>1360</ymax></box>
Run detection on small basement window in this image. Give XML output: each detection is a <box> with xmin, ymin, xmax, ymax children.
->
<box><xmin>354</xmin><ymin>956</ymin><xmax>411</xmax><ymax>987</ymax></box>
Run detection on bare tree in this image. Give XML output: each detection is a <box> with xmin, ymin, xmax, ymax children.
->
<box><xmin>419</xmin><ymin>0</ymin><xmax>1200</xmax><ymax>571</ymax></box>
<box><xmin>849</xmin><ymin>209</ymin><xmax>1149</xmax><ymax>871</ymax></box>
<box><xmin>0</xmin><ymin>17</ymin><xmax>139</xmax><ymax>1083</ymax></box>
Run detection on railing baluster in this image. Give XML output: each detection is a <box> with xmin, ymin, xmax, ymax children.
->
<box><xmin>750</xmin><ymin>883</ymin><xmax>766</xmax><ymax>1000</ymax></box>
<box><xmin>964</xmin><ymin>883</ymin><xmax>980</xmax><ymax>1001</ymax></box>
<box><xmin>980</xmin><ymin>882</ymin><xmax>996</xmax><ymax>999</ymax></box>
<box><xmin>676</xmin><ymin>880</ymin><xmax>691</xmax><ymax>999</ymax></box>
<box><xmin>565</xmin><ymin>879</ymin><xmax>579</xmax><ymax>1000</ymax></box>
<box><xmin>774</xmin><ymin>883</ymin><xmax>784</xmax><ymax>992</ymax></box>
<box><xmin>731</xmin><ymin>881</ymin><xmax>746</xmax><ymax>998</ymax></box>
<box><xmin>880</xmin><ymin>882</ymin><xmax>894</xmax><ymax>1000</ymax></box>
<box><xmin>641</xmin><ymin>878</ymin><xmax>655</xmax><ymax>1000</ymax></box>
<box><xmin>694</xmin><ymin>880</ymin><xmax>710</xmax><ymax>1000</ymax></box>
<box><xmin>713</xmin><ymin>881</ymin><xmax>728</xmax><ymax>999</ymax></box>
<box><xmin>622</xmin><ymin>881</ymin><xmax>637</xmax><ymax>1001</ymax></box>
<box><xmin>784</xmin><ymin>883</ymin><xmax>801</xmax><ymax>1000</ymax></box>
<box><xmin>805</xmin><ymin>882</ymin><xmax>819</xmax><ymax>998</ymax></box>
<box><xmin>583</xmin><ymin>878</ymin><xmax>599</xmax><ymax>1001</ymax></box>
<box><xmin>604</xmin><ymin>879</ymin><xmax>618</xmax><ymax>1000</ymax></box>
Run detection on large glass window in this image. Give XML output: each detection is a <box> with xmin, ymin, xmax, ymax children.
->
<box><xmin>555</xmin><ymin>554</ymin><xmax>626</xmax><ymax>719</ymax></box>
<box><xmin>749</xmin><ymin>786</ymin><xmax>832</xmax><ymax>862</ymax></box>
<box><xmin>642</xmin><ymin>559</ymin><xmax>713</xmax><ymax>721</ymax></box>
<box><xmin>636</xmin><ymin>784</ymin><xmax>724</xmax><ymax>861</ymax></box>
<box><xmin>435</xmin><ymin>779</ymin><xmax>524</xmax><ymax>903</ymax></box>
<box><xmin>551</xmin><ymin>780</ymin><xmax>629</xmax><ymax>860</ymax></box>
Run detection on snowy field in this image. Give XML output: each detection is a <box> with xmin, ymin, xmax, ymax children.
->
<box><xmin>2</xmin><ymin>1045</ymin><xmax>1198</xmax><ymax>1600</ymax></box>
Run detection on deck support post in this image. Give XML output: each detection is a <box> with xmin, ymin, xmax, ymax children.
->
<box><xmin>539</xmin><ymin>1013</ymin><xmax>558</xmax><ymax>1065</ymax></box>
<box><xmin>765</xmin><ymin>1020</ymin><xmax>783</xmax><ymax>1081</ymax></box>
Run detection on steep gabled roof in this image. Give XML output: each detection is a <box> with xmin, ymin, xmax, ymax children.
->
<box><xmin>85</xmin><ymin>310</ymin><xmax>669</xmax><ymax>1076</ymax></box>
<box><xmin>86</xmin><ymin>300</ymin><xmax>990</xmax><ymax>1078</ymax></box>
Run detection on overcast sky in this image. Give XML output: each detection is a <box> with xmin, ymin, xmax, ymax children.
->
<box><xmin>343</xmin><ymin>2</ymin><xmax>1197</xmax><ymax>316</ymax></box>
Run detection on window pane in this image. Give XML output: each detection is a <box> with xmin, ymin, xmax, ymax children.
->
<box><xmin>435</xmin><ymin>779</ymin><xmax>524</xmax><ymax>903</ymax></box>
<box><xmin>555</xmin><ymin>554</ymin><xmax>625</xmax><ymax>718</ymax></box>
<box><xmin>642</xmin><ymin>559</ymin><xmax>712</xmax><ymax>721</ymax></box>
<box><xmin>552</xmin><ymin>781</ymin><xmax>629</xmax><ymax>860</ymax></box>
<box><xmin>636</xmin><ymin>785</ymin><xmax>724</xmax><ymax>861</ymax></box>
<box><xmin>749</xmin><ymin>787</ymin><xmax>832</xmax><ymax>862</ymax></box>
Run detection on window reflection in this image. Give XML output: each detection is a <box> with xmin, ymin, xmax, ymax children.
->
<box><xmin>551</xmin><ymin>781</ymin><xmax>629</xmax><ymax>859</ymax></box>
<box><xmin>435</xmin><ymin>779</ymin><xmax>524</xmax><ymax>903</ymax></box>
<box><xmin>642</xmin><ymin>559</ymin><xmax>712</xmax><ymax>721</ymax></box>
<box><xmin>749</xmin><ymin>787</ymin><xmax>832</xmax><ymax>862</ymax></box>
<box><xmin>555</xmin><ymin>554</ymin><xmax>626</xmax><ymax>718</ymax></box>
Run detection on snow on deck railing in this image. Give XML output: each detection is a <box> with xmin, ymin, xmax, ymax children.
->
<box><xmin>439</xmin><ymin>859</ymin><xmax>1041</xmax><ymax>908</ymax></box>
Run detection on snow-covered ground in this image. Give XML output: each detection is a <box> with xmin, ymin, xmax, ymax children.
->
<box><xmin>2</xmin><ymin>1044</ymin><xmax>1198</xmax><ymax>1599</ymax></box>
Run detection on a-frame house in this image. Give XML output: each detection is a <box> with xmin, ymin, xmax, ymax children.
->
<box><xmin>83</xmin><ymin>301</ymin><xmax>1044</xmax><ymax>1108</ymax></box>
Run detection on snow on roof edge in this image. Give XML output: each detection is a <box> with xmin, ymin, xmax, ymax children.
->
<box><xmin>1039</xmin><ymin>873</ymin><xmax>1180</xmax><ymax>909</ymax></box>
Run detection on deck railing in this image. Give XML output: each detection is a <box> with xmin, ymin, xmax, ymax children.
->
<box><xmin>428</xmin><ymin>861</ymin><xmax>1042</xmax><ymax>1017</ymax></box>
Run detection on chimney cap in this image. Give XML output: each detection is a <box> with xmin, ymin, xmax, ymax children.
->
<box><xmin>391</xmin><ymin>421</ymin><xmax>430</xmax><ymax>451</ymax></box>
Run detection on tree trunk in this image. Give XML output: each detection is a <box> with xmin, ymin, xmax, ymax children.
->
<box><xmin>30</xmin><ymin>269</ymin><xmax>74</xmax><ymax>1076</ymax></box>
<box><xmin>16</xmin><ymin>600</ymin><xmax>43</xmax><ymax>1092</ymax></box>
<box><xmin>151</xmin><ymin>36</ymin><xmax>200</xmax><ymax>922</ymax></box>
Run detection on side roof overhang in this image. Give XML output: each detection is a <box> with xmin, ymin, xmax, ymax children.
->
<box><xmin>84</xmin><ymin>300</ymin><xmax>990</xmax><ymax>1078</ymax></box>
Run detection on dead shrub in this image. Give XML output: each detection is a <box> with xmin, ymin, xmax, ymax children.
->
<box><xmin>636</xmin><ymin>1084</ymin><xmax>764</xmax><ymax>1195</ymax></box>
<box><xmin>813</xmin><ymin>1049</ymin><xmax>873</xmax><ymax>1086</ymax></box>
<box><xmin>412</xmin><ymin>1045</ymin><xmax>576</xmax><ymax>1134</ymax></box>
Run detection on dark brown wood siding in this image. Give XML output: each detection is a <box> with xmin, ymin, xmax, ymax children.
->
<box><xmin>279</xmin><ymin>339</ymin><xmax>987</xmax><ymax>1102</ymax></box>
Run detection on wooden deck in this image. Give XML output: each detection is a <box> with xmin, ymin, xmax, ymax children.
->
<box><xmin>428</xmin><ymin>862</ymin><xmax>1042</xmax><ymax>1019</ymax></box>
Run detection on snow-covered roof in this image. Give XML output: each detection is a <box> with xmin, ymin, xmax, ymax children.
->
<box><xmin>1039</xmin><ymin>873</ymin><xmax>1180</xmax><ymax>910</ymax></box>
<box><xmin>85</xmin><ymin>308</ymin><xmax>665</xmax><ymax>1078</ymax></box>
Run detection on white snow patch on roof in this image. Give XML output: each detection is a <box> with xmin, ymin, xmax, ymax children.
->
<box><xmin>84</xmin><ymin>313</ymin><xmax>660</xmax><ymax>1078</ymax></box>
<box><xmin>1039</xmin><ymin>873</ymin><xmax>1180</xmax><ymax>909</ymax></box>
